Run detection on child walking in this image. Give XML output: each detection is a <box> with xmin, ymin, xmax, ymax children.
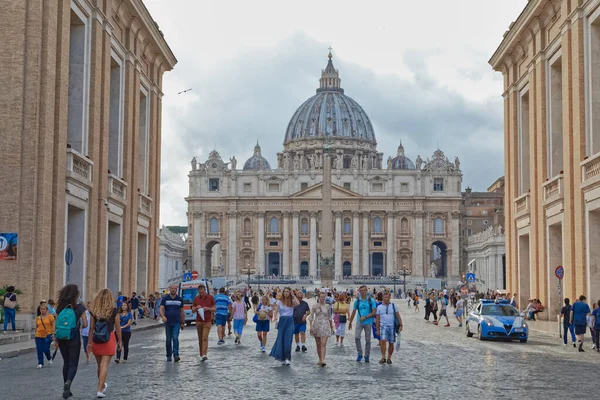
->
<box><xmin>232</xmin><ymin>293</ymin><xmax>247</xmax><ymax>345</ymax></box>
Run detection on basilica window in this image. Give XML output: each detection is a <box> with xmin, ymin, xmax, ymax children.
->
<box><xmin>268</xmin><ymin>182</ymin><xmax>280</xmax><ymax>191</ymax></box>
<box><xmin>243</xmin><ymin>182</ymin><xmax>252</xmax><ymax>192</ymax></box>
<box><xmin>433</xmin><ymin>178</ymin><xmax>444</xmax><ymax>192</ymax></box>
<box><xmin>209</xmin><ymin>217</ymin><xmax>219</xmax><ymax>233</ymax></box>
<box><xmin>400</xmin><ymin>182</ymin><xmax>409</xmax><ymax>192</ymax></box>
<box><xmin>269</xmin><ymin>217</ymin><xmax>279</xmax><ymax>233</ymax></box>
<box><xmin>373</xmin><ymin>217</ymin><xmax>383</xmax><ymax>233</ymax></box>
<box><xmin>343</xmin><ymin>182</ymin><xmax>351</xmax><ymax>191</ymax></box>
<box><xmin>301</xmin><ymin>182</ymin><xmax>308</xmax><ymax>191</ymax></box>
<box><xmin>343</xmin><ymin>218</ymin><xmax>351</xmax><ymax>234</ymax></box>
<box><xmin>371</xmin><ymin>182</ymin><xmax>384</xmax><ymax>191</ymax></box>
<box><xmin>301</xmin><ymin>218</ymin><xmax>309</xmax><ymax>235</ymax></box>
<box><xmin>209</xmin><ymin>178</ymin><xmax>220</xmax><ymax>192</ymax></box>
<box><xmin>433</xmin><ymin>218</ymin><xmax>443</xmax><ymax>234</ymax></box>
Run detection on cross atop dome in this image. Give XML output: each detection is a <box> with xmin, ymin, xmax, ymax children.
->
<box><xmin>319</xmin><ymin>48</ymin><xmax>342</xmax><ymax>92</ymax></box>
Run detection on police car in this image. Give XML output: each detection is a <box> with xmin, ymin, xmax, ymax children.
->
<box><xmin>466</xmin><ymin>299</ymin><xmax>528</xmax><ymax>343</ymax></box>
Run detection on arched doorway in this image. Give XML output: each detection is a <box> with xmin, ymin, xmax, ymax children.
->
<box><xmin>205</xmin><ymin>241</ymin><xmax>222</xmax><ymax>277</ymax></box>
<box><xmin>268</xmin><ymin>252</ymin><xmax>280</xmax><ymax>276</ymax></box>
<box><xmin>431</xmin><ymin>241</ymin><xmax>447</xmax><ymax>277</ymax></box>
<box><xmin>371</xmin><ymin>253</ymin><xmax>384</xmax><ymax>276</ymax></box>
<box><xmin>300</xmin><ymin>261</ymin><xmax>309</xmax><ymax>278</ymax></box>
<box><xmin>343</xmin><ymin>261</ymin><xmax>352</xmax><ymax>277</ymax></box>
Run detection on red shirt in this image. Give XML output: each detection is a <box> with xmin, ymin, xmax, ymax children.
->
<box><xmin>193</xmin><ymin>294</ymin><xmax>215</xmax><ymax>323</ymax></box>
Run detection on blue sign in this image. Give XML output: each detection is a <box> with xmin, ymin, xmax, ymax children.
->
<box><xmin>466</xmin><ymin>273</ymin><xmax>476</xmax><ymax>283</ymax></box>
<box><xmin>65</xmin><ymin>248</ymin><xmax>73</xmax><ymax>266</ymax></box>
<box><xmin>555</xmin><ymin>266</ymin><xmax>564</xmax><ymax>280</ymax></box>
<box><xmin>183</xmin><ymin>272</ymin><xmax>193</xmax><ymax>282</ymax></box>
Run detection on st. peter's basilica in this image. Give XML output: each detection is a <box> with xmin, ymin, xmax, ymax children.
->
<box><xmin>186</xmin><ymin>52</ymin><xmax>463</xmax><ymax>284</ymax></box>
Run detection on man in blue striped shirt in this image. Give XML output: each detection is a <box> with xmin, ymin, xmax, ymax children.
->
<box><xmin>214</xmin><ymin>287</ymin><xmax>233</xmax><ymax>345</ymax></box>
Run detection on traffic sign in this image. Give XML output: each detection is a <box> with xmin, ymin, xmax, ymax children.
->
<box><xmin>183</xmin><ymin>272</ymin><xmax>192</xmax><ymax>281</ymax></box>
<box><xmin>466</xmin><ymin>273</ymin><xmax>476</xmax><ymax>283</ymax></box>
<box><xmin>191</xmin><ymin>270</ymin><xmax>199</xmax><ymax>280</ymax></box>
<box><xmin>461</xmin><ymin>287</ymin><xmax>468</xmax><ymax>295</ymax></box>
<box><xmin>65</xmin><ymin>248</ymin><xmax>73</xmax><ymax>266</ymax></box>
<box><xmin>555</xmin><ymin>265</ymin><xmax>564</xmax><ymax>280</ymax></box>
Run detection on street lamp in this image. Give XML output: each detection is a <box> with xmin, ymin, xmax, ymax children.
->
<box><xmin>247</xmin><ymin>263</ymin><xmax>251</xmax><ymax>289</ymax></box>
<box><xmin>398</xmin><ymin>264</ymin><xmax>412</xmax><ymax>298</ymax></box>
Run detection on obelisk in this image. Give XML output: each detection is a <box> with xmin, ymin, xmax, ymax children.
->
<box><xmin>319</xmin><ymin>152</ymin><xmax>335</xmax><ymax>288</ymax></box>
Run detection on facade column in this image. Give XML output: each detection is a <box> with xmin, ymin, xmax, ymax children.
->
<box><xmin>386</xmin><ymin>211</ymin><xmax>395</xmax><ymax>276</ymax></box>
<box><xmin>352</xmin><ymin>211</ymin><xmax>360</xmax><ymax>276</ymax></box>
<box><xmin>257</xmin><ymin>212</ymin><xmax>265</xmax><ymax>275</ymax></box>
<box><xmin>192</xmin><ymin>212</ymin><xmax>203</xmax><ymax>274</ymax></box>
<box><xmin>362</xmin><ymin>212</ymin><xmax>369</xmax><ymax>275</ymax></box>
<box><xmin>309</xmin><ymin>211</ymin><xmax>318</xmax><ymax>277</ymax></box>
<box><xmin>228</xmin><ymin>212</ymin><xmax>238</xmax><ymax>277</ymax></box>
<box><xmin>451</xmin><ymin>211</ymin><xmax>460</xmax><ymax>280</ymax></box>
<box><xmin>283</xmin><ymin>212</ymin><xmax>290</xmax><ymax>276</ymax></box>
<box><xmin>335</xmin><ymin>212</ymin><xmax>342</xmax><ymax>279</ymax></box>
<box><xmin>414</xmin><ymin>211</ymin><xmax>424</xmax><ymax>278</ymax></box>
<box><xmin>292</xmin><ymin>212</ymin><xmax>300</xmax><ymax>276</ymax></box>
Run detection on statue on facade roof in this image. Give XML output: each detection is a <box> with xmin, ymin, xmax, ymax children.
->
<box><xmin>454</xmin><ymin>156</ymin><xmax>460</xmax><ymax>171</ymax></box>
<box><xmin>416</xmin><ymin>155</ymin><xmax>422</xmax><ymax>170</ymax></box>
<box><xmin>191</xmin><ymin>157</ymin><xmax>197</xmax><ymax>171</ymax></box>
<box><xmin>230</xmin><ymin>156</ymin><xmax>237</xmax><ymax>171</ymax></box>
<box><xmin>387</xmin><ymin>156</ymin><xmax>393</xmax><ymax>170</ymax></box>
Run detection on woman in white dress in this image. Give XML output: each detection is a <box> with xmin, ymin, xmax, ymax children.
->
<box><xmin>309</xmin><ymin>292</ymin><xmax>333</xmax><ymax>367</ymax></box>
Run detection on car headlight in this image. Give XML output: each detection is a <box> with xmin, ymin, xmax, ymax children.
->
<box><xmin>483</xmin><ymin>318</ymin><xmax>493</xmax><ymax>326</ymax></box>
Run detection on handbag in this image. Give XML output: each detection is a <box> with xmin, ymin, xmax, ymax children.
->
<box><xmin>252</xmin><ymin>305</ymin><xmax>260</xmax><ymax>324</ymax></box>
<box><xmin>392</xmin><ymin>304</ymin><xmax>401</xmax><ymax>334</ymax></box>
<box><xmin>4</xmin><ymin>294</ymin><xmax>17</xmax><ymax>309</ymax></box>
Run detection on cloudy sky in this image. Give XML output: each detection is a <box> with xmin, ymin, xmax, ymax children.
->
<box><xmin>144</xmin><ymin>0</ymin><xmax>528</xmax><ymax>226</ymax></box>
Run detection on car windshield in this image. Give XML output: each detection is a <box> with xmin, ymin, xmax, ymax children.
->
<box><xmin>182</xmin><ymin>289</ymin><xmax>196</xmax><ymax>305</ymax></box>
<box><xmin>481</xmin><ymin>304</ymin><xmax>519</xmax><ymax>316</ymax></box>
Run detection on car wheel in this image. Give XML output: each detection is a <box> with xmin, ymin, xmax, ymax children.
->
<box><xmin>466</xmin><ymin>322</ymin><xmax>474</xmax><ymax>337</ymax></box>
<box><xmin>478</xmin><ymin>325</ymin><xmax>485</xmax><ymax>341</ymax></box>
<box><xmin>519</xmin><ymin>339</ymin><xmax>527</xmax><ymax>343</ymax></box>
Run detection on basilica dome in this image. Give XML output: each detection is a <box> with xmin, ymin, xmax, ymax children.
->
<box><xmin>391</xmin><ymin>142</ymin><xmax>415</xmax><ymax>170</ymax></box>
<box><xmin>243</xmin><ymin>142</ymin><xmax>271</xmax><ymax>170</ymax></box>
<box><xmin>283</xmin><ymin>52</ymin><xmax>376</xmax><ymax>146</ymax></box>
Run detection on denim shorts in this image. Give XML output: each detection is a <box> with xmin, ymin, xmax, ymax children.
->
<box><xmin>380</xmin><ymin>326</ymin><xmax>395</xmax><ymax>343</ymax></box>
<box><xmin>215</xmin><ymin>314</ymin><xmax>228</xmax><ymax>327</ymax></box>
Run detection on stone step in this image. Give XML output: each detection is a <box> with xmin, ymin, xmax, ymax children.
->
<box><xmin>0</xmin><ymin>332</ymin><xmax>35</xmax><ymax>346</ymax></box>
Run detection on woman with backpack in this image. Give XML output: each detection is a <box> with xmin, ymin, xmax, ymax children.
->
<box><xmin>3</xmin><ymin>285</ymin><xmax>19</xmax><ymax>334</ymax></box>
<box><xmin>88</xmin><ymin>289</ymin><xmax>122</xmax><ymax>398</ymax></box>
<box><xmin>54</xmin><ymin>284</ymin><xmax>88</xmax><ymax>399</ymax></box>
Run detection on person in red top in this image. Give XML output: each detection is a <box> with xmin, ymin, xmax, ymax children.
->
<box><xmin>192</xmin><ymin>284</ymin><xmax>216</xmax><ymax>362</ymax></box>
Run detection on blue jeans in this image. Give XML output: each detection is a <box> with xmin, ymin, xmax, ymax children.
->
<box><xmin>563</xmin><ymin>324</ymin><xmax>576</xmax><ymax>345</ymax></box>
<box><xmin>165</xmin><ymin>323</ymin><xmax>180</xmax><ymax>359</ymax></box>
<box><xmin>35</xmin><ymin>336</ymin><xmax>52</xmax><ymax>365</ymax></box>
<box><xmin>3</xmin><ymin>307</ymin><xmax>16</xmax><ymax>331</ymax></box>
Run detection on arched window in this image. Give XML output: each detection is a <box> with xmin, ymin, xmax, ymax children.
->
<box><xmin>373</xmin><ymin>216</ymin><xmax>382</xmax><ymax>233</ymax></box>
<box><xmin>401</xmin><ymin>218</ymin><xmax>409</xmax><ymax>233</ymax></box>
<box><xmin>269</xmin><ymin>216</ymin><xmax>279</xmax><ymax>233</ymax></box>
<box><xmin>434</xmin><ymin>218</ymin><xmax>443</xmax><ymax>234</ymax></box>
<box><xmin>343</xmin><ymin>218</ymin><xmax>351</xmax><ymax>234</ymax></box>
<box><xmin>301</xmin><ymin>218</ymin><xmax>308</xmax><ymax>235</ymax></box>
<box><xmin>244</xmin><ymin>218</ymin><xmax>251</xmax><ymax>232</ymax></box>
<box><xmin>209</xmin><ymin>217</ymin><xmax>219</xmax><ymax>233</ymax></box>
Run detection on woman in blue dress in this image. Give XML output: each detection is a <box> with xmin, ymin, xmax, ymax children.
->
<box><xmin>270</xmin><ymin>288</ymin><xmax>300</xmax><ymax>365</ymax></box>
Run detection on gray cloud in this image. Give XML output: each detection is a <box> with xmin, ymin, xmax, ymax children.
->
<box><xmin>160</xmin><ymin>33</ymin><xmax>504</xmax><ymax>224</ymax></box>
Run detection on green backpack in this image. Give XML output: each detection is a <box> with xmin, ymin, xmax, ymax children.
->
<box><xmin>55</xmin><ymin>305</ymin><xmax>77</xmax><ymax>340</ymax></box>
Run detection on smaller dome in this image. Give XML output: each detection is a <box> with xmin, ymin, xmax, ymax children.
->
<box><xmin>391</xmin><ymin>141</ymin><xmax>415</xmax><ymax>170</ymax></box>
<box><xmin>243</xmin><ymin>142</ymin><xmax>271</xmax><ymax>171</ymax></box>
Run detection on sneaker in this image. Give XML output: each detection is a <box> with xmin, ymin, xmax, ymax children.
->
<box><xmin>202</xmin><ymin>356</ymin><xmax>208</xmax><ymax>362</ymax></box>
<box><xmin>295</xmin><ymin>345</ymin><xmax>300</xmax><ymax>352</ymax></box>
<box><xmin>458</xmin><ymin>323</ymin><xmax>463</xmax><ymax>328</ymax></box>
<box><xmin>122</xmin><ymin>359</ymin><xmax>127</xmax><ymax>363</ymax></box>
<box><xmin>166</xmin><ymin>358</ymin><xmax>172</xmax><ymax>362</ymax></box>
<box><xmin>444</xmin><ymin>324</ymin><xmax>450</xmax><ymax>327</ymax></box>
<box><xmin>339</xmin><ymin>342</ymin><xmax>344</xmax><ymax>347</ymax></box>
<box><xmin>573</xmin><ymin>343</ymin><xmax>577</xmax><ymax>348</ymax></box>
<box><xmin>228</xmin><ymin>331</ymin><xmax>232</xmax><ymax>336</ymax></box>
<box><xmin>284</xmin><ymin>359</ymin><xmax>291</xmax><ymax>365</ymax></box>
<box><xmin>48</xmin><ymin>360</ymin><xmax>53</xmax><ymax>366</ymax></box>
<box><xmin>261</xmin><ymin>346</ymin><xmax>266</xmax><ymax>353</ymax></box>
<box><xmin>356</xmin><ymin>355</ymin><xmax>363</xmax><ymax>362</ymax></box>
<box><xmin>563</xmin><ymin>343</ymin><xmax>567</xmax><ymax>347</ymax></box>
<box><xmin>302</xmin><ymin>345</ymin><xmax>307</xmax><ymax>352</ymax></box>
<box><xmin>114</xmin><ymin>359</ymin><xmax>120</xmax><ymax>364</ymax></box>
<box><xmin>593</xmin><ymin>344</ymin><xmax>597</xmax><ymax>350</ymax></box>
<box><xmin>364</xmin><ymin>356</ymin><xmax>370</xmax><ymax>363</ymax></box>
<box><xmin>433</xmin><ymin>321</ymin><xmax>438</xmax><ymax>325</ymax></box>
<box><xmin>102</xmin><ymin>383</ymin><xmax>108</xmax><ymax>394</ymax></box>
<box><xmin>37</xmin><ymin>364</ymin><xmax>43</xmax><ymax>369</ymax></box>
<box><xmin>174</xmin><ymin>356</ymin><xmax>181</xmax><ymax>362</ymax></box>
<box><xmin>62</xmin><ymin>381</ymin><xmax>72</xmax><ymax>400</ymax></box>
<box><xmin>217</xmin><ymin>340</ymin><xmax>225</xmax><ymax>345</ymax></box>
<box><xmin>97</xmin><ymin>392</ymin><xmax>106</xmax><ymax>398</ymax></box>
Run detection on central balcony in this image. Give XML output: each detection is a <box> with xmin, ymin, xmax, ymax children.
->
<box><xmin>266</xmin><ymin>232</ymin><xmax>281</xmax><ymax>239</ymax></box>
<box><xmin>206</xmin><ymin>232</ymin><xmax>221</xmax><ymax>239</ymax></box>
<box><xmin>370</xmin><ymin>232</ymin><xmax>386</xmax><ymax>238</ymax></box>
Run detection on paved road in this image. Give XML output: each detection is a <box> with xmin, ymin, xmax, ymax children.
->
<box><xmin>1</xmin><ymin>301</ymin><xmax>599</xmax><ymax>399</ymax></box>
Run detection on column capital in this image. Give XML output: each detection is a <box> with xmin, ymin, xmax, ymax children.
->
<box><xmin>291</xmin><ymin>211</ymin><xmax>300</xmax><ymax>218</ymax></box>
<box><xmin>352</xmin><ymin>211</ymin><xmax>361</xmax><ymax>218</ymax></box>
<box><xmin>226</xmin><ymin>211</ymin><xmax>238</xmax><ymax>217</ymax></box>
<box><xmin>451</xmin><ymin>211</ymin><xmax>461</xmax><ymax>219</ymax></box>
<box><xmin>386</xmin><ymin>211</ymin><xmax>396</xmax><ymax>218</ymax></box>
<box><xmin>361</xmin><ymin>211</ymin><xmax>370</xmax><ymax>218</ymax></box>
<box><xmin>309</xmin><ymin>211</ymin><xmax>318</xmax><ymax>218</ymax></box>
<box><xmin>282</xmin><ymin>211</ymin><xmax>291</xmax><ymax>218</ymax></box>
<box><xmin>192</xmin><ymin>211</ymin><xmax>203</xmax><ymax>218</ymax></box>
<box><xmin>414</xmin><ymin>211</ymin><xmax>425</xmax><ymax>218</ymax></box>
<box><xmin>256</xmin><ymin>211</ymin><xmax>266</xmax><ymax>218</ymax></box>
<box><xmin>334</xmin><ymin>211</ymin><xmax>343</xmax><ymax>219</ymax></box>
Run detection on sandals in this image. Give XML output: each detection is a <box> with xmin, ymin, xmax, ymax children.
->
<box><xmin>386</xmin><ymin>359</ymin><xmax>392</xmax><ymax>364</ymax></box>
<box><xmin>379</xmin><ymin>358</ymin><xmax>386</xmax><ymax>364</ymax></box>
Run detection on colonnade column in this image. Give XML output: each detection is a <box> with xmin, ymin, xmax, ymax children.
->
<box><xmin>386</xmin><ymin>211</ymin><xmax>394</xmax><ymax>276</ymax></box>
<box><xmin>292</xmin><ymin>212</ymin><xmax>299</xmax><ymax>276</ymax></box>
<box><xmin>192</xmin><ymin>211</ymin><xmax>203</xmax><ymax>274</ymax></box>
<box><xmin>282</xmin><ymin>212</ymin><xmax>290</xmax><ymax>276</ymax></box>
<box><xmin>257</xmin><ymin>212</ymin><xmax>265</xmax><ymax>275</ymax></box>
<box><xmin>309</xmin><ymin>211</ymin><xmax>318</xmax><ymax>277</ymax></box>
<box><xmin>362</xmin><ymin>212</ymin><xmax>369</xmax><ymax>275</ymax></box>
<box><xmin>414</xmin><ymin>211</ymin><xmax>424</xmax><ymax>278</ymax></box>
<box><xmin>352</xmin><ymin>211</ymin><xmax>360</xmax><ymax>276</ymax></box>
<box><xmin>228</xmin><ymin>211</ymin><xmax>237</xmax><ymax>277</ymax></box>
<box><xmin>334</xmin><ymin>212</ymin><xmax>342</xmax><ymax>279</ymax></box>
<box><xmin>451</xmin><ymin>211</ymin><xmax>460</xmax><ymax>279</ymax></box>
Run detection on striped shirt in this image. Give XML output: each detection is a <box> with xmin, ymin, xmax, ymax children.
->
<box><xmin>215</xmin><ymin>294</ymin><xmax>232</xmax><ymax>316</ymax></box>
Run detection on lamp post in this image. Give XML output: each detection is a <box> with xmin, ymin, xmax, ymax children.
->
<box><xmin>247</xmin><ymin>263</ymin><xmax>251</xmax><ymax>289</ymax></box>
<box><xmin>398</xmin><ymin>264</ymin><xmax>412</xmax><ymax>298</ymax></box>
<box><xmin>257</xmin><ymin>267</ymin><xmax>261</xmax><ymax>294</ymax></box>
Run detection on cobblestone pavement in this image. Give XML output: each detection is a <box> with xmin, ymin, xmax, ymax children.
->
<box><xmin>1</xmin><ymin>300</ymin><xmax>599</xmax><ymax>399</ymax></box>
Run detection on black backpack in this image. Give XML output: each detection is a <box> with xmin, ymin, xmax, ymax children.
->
<box><xmin>92</xmin><ymin>319</ymin><xmax>111</xmax><ymax>343</ymax></box>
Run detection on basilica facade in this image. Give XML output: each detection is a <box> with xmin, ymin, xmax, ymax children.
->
<box><xmin>186</xmin><ymin>53</ymin><xmax>463</xmax><ymax>283</ymax></box>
